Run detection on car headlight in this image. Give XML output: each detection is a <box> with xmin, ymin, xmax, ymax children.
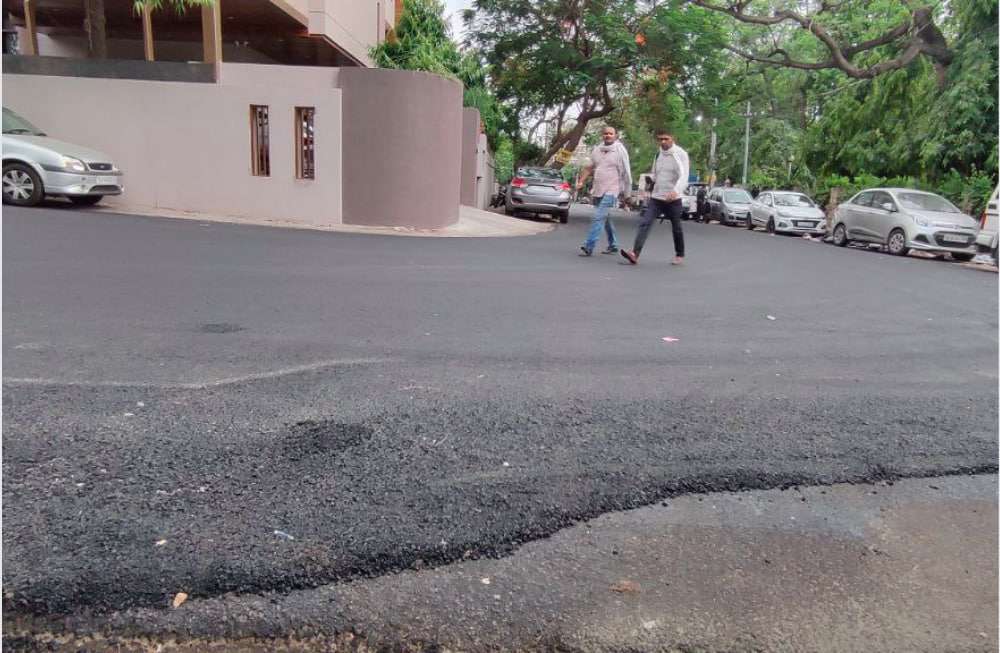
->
<box><xmin>60</xmin><ymin>156</ymin><xmax>87</xmax><ymax>173</ymax></box>
<box><xmin>913</xmin><ymin>216</ymin><xmax>930</xmax><ymax>227</ymax></box>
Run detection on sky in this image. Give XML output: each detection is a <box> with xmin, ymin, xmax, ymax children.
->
<box><xmin>443</xmin><ymin>0</ymin><xmax>473</xmax><ymax>43</ymax></box>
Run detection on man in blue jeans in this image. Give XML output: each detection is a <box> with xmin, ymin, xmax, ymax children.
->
<box><xmin>575</xmin><ymin>126</ymin><xmax>632</xmax><ymax>256</ymax></box>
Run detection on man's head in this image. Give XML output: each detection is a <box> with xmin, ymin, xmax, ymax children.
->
<box><xmin>602</xmin><ymin>126</ymin><xmax>617</xmax><ymax>145</ymax></box>
<box><xmin>656</xmin><ymin>130</ymin><xmax>674</xmax><ymax>151</ymax></box>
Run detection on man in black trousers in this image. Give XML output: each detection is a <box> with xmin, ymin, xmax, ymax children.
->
<box><xmin>621</xmin><ymin>130</ymin><xmax>690</xmax><ymax>266</ymax></box>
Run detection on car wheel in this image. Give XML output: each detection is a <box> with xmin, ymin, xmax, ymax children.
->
<box><xmin>2</xmin><ymin>162</ymin><xmax>44</xmax><ymax>207</ymax></box>
<box><xmin>746</xmin><ymin>215</ymin><xmax>755</xmax><ymax>230</ymax></box>
<box><xmin>832</xmin><ymin>223</ymin><xmax>849</xmax><ymax>247</ymax></box>
<box><xmin>766</xmin><ymin>217</ymin><xmax>776</xmax><ymax>234</ymax></box>
<box><xmin>951</xmin><ymin>252</ymin><xmax>975</xmax><ymax>262</ymax></box>
<box><xmin>886</xmin><ymin>228</ymin><xmax>909</xmax><ymax>256</ymax></box>
<box><xmin>558</xmin><ymin>211</ymin><xmax>569</xmax><ymax>224</ymax></box>
<box><xmin>504</xmin><ymin>204</ymin><xmax>513</xmax><ymax>216</ymax></box>
<box><xmin>69</xmin><ymin>195</ymin><xmax>103</xmax><ymax>207</ymax></box>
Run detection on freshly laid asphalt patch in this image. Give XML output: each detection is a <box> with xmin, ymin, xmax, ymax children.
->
<box><xmin>2</xmin><ymin>206</ymin><xmax>997</xmax><ymax>620</ymax></box>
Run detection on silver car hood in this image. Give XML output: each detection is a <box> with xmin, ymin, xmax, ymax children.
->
<box><xmin>775</xmin><ymin>206</ymin><xmax>824</xmax><ymax>218</ymax></box>
<box><xmin>909</xmin><ymin>209</ymin><xmax>978</xmax><ymax>229</ymax></box>
<box><xmin>4</xmin><ymin>134</ymin><xmax>114</xmax><ymax>163</ymax></box>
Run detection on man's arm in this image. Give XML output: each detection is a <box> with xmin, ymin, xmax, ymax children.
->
<box><xmin>576</xmin><ymin>162</ymin><xmax>594</xmax><ymax>190</ymax></box>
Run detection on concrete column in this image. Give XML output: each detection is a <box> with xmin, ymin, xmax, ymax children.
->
<box><xmin>460</xmin><ymin>107</ymin><xmax>479</xmax><ymax>207</ymax></box>
<box><xmin>21</xmin><ymin>0</ymin><xmax>38</xmax><ymax>55</ymax></box>
<box><xmin>142</xmin><ymin>3</ymin><xmax>155</xmax><ymax>61</ymax></box>
<box><xmin>201</xmin><ymin>1</ymin><xmax>222</xmax><ymax>64</ymax></box>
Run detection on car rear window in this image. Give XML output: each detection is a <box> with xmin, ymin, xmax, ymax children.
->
<box><xmin>517</xmin><ymin>168</ymin><xmax>562</xmax><ymax>181</ymax></box>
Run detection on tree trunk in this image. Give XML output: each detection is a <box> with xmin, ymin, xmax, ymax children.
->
<box><xmin>83</xmin><ymin>0</ymin><xmax>107</xmax><ymax>59</ymax></box>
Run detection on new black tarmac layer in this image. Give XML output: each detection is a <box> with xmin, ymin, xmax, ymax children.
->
<box><xmin>3</xmin><ymin>205</ymin><xmax>997</xmax><ymax>623</ymax></box>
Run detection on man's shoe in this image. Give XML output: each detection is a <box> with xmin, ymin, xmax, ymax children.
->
<box><xmin>620</xmin><ymin>249</ymin><xmax>638</xmax><ymax>265</ymax></box>
<box><xmin>579</xmin><ymin>246</ymin><xmax>593</xmax><ymax>257</ymax></box>
<box><xmin>672</xmin><ymin>256</ymin><xmax>684</xmax><ymax>265</ymax></box>
<box><xmin>601</xmin><ymin>246</ymin><xmax>619</xmax><ymax>254</ymax></box>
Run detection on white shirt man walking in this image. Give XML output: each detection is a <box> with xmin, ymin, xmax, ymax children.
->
<box><xmin>621</xmin><ymin>130</ymin><xmax>689</xmax><ymax>266</ymax></box>
<box><xmin>575</xmin><ymin>127</ymin><xmax>632</xmax><ymax>256</ymax></box>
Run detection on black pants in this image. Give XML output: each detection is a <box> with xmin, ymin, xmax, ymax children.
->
<box><xmin>634</xmin><ymin>197</ymin><xmax>684</xmax><ymax>257</ymax></box>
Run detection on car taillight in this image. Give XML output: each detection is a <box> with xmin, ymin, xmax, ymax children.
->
<box><xmin>558</xmin><ymin>182</ymin><xmax>570</xmax><ymax>191</ymax></box>
<box><xmin>981</xmin><ymin>211</ymin><xmax>988</xmax><ymax>229</ymax></box>
<box><xmin>510</xmin><ymin>177</ymin><xmax>526</xmax><ymax>188</ymax></box>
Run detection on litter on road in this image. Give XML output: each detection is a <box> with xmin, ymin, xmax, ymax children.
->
<box><xmin>273</xmin><ymin>530</ymin><xmax>295</xmax><ymax>541</ymax></box>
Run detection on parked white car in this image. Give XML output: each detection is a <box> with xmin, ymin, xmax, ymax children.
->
<box><xmin>832</xmin><ymin>188</ymin><xmax>979</xmax><ymax>260</ymax></box>
<box><xmin>749</xmin><ymin>190</ymin><xmax>827</xmax><ymax>235</ymax></box>
<box><xmin>2</xmin><ymin>107</ymin><xmax>123</xmax><ymax>207</ymax></box>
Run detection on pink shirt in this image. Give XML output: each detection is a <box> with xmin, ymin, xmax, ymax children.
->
<box><xmin>590</xmin><ymin>144</ymin><xmax>623</xmax><ymax>198</ymax></box>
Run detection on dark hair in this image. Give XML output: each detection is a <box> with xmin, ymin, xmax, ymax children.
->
<box><xmin>656</xmin><ymin>130</ymin><xmax>673</xmax><ymax>138</ymax></box>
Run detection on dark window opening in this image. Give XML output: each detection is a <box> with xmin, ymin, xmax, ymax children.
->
<box><xmin>295</xmin><ymin>107</ymin><xmax>315</xmax><ymax>180</ymax></box>
<box><xmin>250</xmin><ymin>105</ymin><xmax>270</xmax><ymax>177</ymax></box>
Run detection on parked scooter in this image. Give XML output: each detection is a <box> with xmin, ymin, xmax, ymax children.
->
<box><xmin>490</xmin><ymin>184</ymin><xmax>508</xmax><ymax>208</ymax></box>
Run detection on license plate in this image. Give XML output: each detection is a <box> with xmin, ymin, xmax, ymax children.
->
<box><xmin>528</xmin><ymin>185</ymin><xmax>555</xmax><ymax>193</ymax></box>
<box><xmin>98</xmin><ymin>176</ymin><xmax>118</xmax><ymax>185</ymax></box>
<box><xmin>942</xmin><ymin>234</ymin><xmax>967</xmax><ymax>243</ymax></box>
<box><xmin>797</xmin><ymin>222</ymin><xmax>816</xmax><ymax>228</ymax></box>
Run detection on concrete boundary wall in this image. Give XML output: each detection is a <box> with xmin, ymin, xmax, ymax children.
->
<box><xmin>460</xmin><ymin>107</ymin><xmax>480</xmax><ymax>208</ymax></box>
<box><xmin>4</xmin><ymin>62</ymin><xmax>468</xmax><ymax>228</ymax></box>
<box><xmin>3</xmin><ymin>63</ymin><xmax>344</xmax><ymax>225</ymax></box>
<box><xmin>338</xmin><ymin>68</ymin><xmax>463</xmax><ymax>229</ymax></box>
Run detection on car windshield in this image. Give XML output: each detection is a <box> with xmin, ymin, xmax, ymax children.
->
<box><xmin>518</xmin><ymin>168</ymin><xmax>562</xmax><ymax>181</ymax></box>
<box><xmin>2</xmin><ymin>108</ymin><xmax>46</xmax><ymax>136</ymax></box>
<box><xmin>724</xmin><ymin>190</ymin><xmax>752</xmax><ymax>203</ymax></box>
<box><xmin>773</xmin><ymin>193</ymin><xmax>814</xmax><ymax>207</ymax></box>
<box><xmin>896</xmin><ymin>192</ymin><xmax>960</xmax><ymax>213</ymax></box>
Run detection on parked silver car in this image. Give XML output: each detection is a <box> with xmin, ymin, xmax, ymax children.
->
<box><xmin>832</xmin><ymin>188</ymin><xmax>979</xmax><ymax>260</ymax></box>
<box><xmin>2</xmin><ymin>107</ymin><xmax>123</xmax><ymax>207</ymax></box>
<box><xmin>750</xmin><ymin>190</ymin><xmax>827</xmax><ymax>235</ymax></box>
<box><xmin>707</xmin><ymin>187</ymin><xmax>752</xmax><ymax>226</ymax></box>
<box><xmin>505</xmin><ymin>166</ymin><xmax>571</xmax><ymax>223</ymax></box>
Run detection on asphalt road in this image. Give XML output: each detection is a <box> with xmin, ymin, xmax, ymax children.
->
<box><xmin>3</xmin><ymin>204</ymin><xmax>997</xmax><ymax>626</ymax></box>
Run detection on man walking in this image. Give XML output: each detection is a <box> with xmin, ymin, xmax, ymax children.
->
<box><xmin>576</xmin><ymin>127</ymin><xmax>632</xmax><ymax>256</ymax></box>
<box><xmin>621</xmin><ymin>130</ymin><xmax>689</xmax><ymax>266</ymax></box>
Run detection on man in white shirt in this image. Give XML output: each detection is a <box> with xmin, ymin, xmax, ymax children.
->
<box><xmin>621</xmin><ymin>130</ymin><xmax>689</xmax><ymax>266</ymax></box>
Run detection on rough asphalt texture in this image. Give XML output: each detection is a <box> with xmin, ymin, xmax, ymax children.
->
<box><xmin>6</xmin><ymin>474</ymin><xmax>996</xmax><ymax>653</ymax></box>
<box><xmin>3</xmin><ymin>205</ymin><xmax>997</xmax><ymax>623</ymax></box>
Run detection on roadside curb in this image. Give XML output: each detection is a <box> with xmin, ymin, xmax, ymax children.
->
<box><xmin>88</xmin><ymin>204</ymin><xmax>556</xmax><ymax>238</ymax></box>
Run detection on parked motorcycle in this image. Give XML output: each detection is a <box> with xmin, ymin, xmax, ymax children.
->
<box><xmin>490</xmin><ymin>184</ymin><xmax>508</xmax><ymax>209</ymax></box>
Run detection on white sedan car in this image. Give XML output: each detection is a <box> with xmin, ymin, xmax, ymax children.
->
<box><xmin>749</xmin><ymin>190</ymin><xmax>827</xmax><ymax>235</ymax></box>
<box><xmin>2</xmin><ymin>107</ymin><xmax>123</xmax><ymax>207</ymax></box>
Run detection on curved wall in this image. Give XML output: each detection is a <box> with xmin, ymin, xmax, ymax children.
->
<box><xmin>339</xmin><ymin>67</ymin><xmax>463</xmax><ymax>229</ymax></box>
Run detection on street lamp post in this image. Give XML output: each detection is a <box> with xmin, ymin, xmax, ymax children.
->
<box><xmin>709</xmin><ymin>98</ymin><xmax>718</xmax><ymax>187</ymax></box>
<box><xmin>741</xmin><ymin>100</ymin><xmax>751</xmax><ymax>187</ymax></box>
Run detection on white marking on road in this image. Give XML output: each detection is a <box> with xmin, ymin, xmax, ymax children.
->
<box><xmin>2</xmin><ymin>357</ymin><xmax>397</xmax><ymax>390</ymax></box>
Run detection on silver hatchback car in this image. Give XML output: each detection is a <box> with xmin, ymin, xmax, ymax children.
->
<box><xmin>832</xmin><ymin>188</ymin><xmax>980</xmax><ymax>261</ymax></box>
<box><xmin>2</xmin><ymin>107</ymin><xmax>124</xmax><ymax>207</ymax></box>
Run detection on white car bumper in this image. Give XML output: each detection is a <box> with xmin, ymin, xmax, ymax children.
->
<box><xmin>41</xmin><ymin>169</ymin><xmax>123</xmax><ymax>196</ymax></box>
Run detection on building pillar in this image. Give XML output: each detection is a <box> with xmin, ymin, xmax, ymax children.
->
<box><xmin>201</xmin><ymin>0</ymin><xmax>222</xmax><ymax>64</ymax></box>
<box><xmin>22</xmin><ymin>0</ymin><xmax>38</xmax><ymax>55</ymax></box>
<box><xmin>141</xmin><ymin>3</ymin><xmax>154</xmax><ymax>61</ymax></box>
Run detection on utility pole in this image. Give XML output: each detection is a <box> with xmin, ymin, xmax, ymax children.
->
<box><xmin>741</xmin><ymin>100</ymin><xmax>751</xmax><ymax>187</ymax></box>
<box><xmin>708</xmin><ymin>98</ymin><xmax>718</xmax><ymax>187</ymax></box>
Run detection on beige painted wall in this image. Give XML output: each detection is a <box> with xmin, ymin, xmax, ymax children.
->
<box><xmin>308</xmin><ymin>0</ymin><xmax>378</xmax><ymax>66</ymax></box>
<box><xmin>2</xmin><ymin>63</ymin><xmax>343</xmax><ymax>225</ymax></box>
<box><xmin>338</xmin><ymin>67</ymin><xmax>462</xmax><ymax>229</ymax></box>
<box><xmin>475</xmin><ymin>133</ymin><xmax>495</xmax><ymax>211</ymax></box>
<box><xmin>460</xmin><ymin>107</ymin><xmax>479</xmax><ymax>207</ymax></box>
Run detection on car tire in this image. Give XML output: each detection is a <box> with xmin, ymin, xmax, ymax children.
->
<box><xmin>832</xmin><ymin>223</ymin><xmax>849</xmax><ymax>247</ymax></box>
<box><xmin>2</xmin><ymin>162</ymin><xmax>44</xmax><ymax>207</ymax></box>
<box><xmin>69</xmin><ymin>195</ymin><xmax>104</xmax><ymax>207</ymax></box>
<box><xmin>951</xmin><ymin>252</ymin><xmax>975</xmax><ymax>262</ymax></box>
<box><xmin>504</xmin><ymin>204</ymin><xmax>513</xmax><ymax>216</ymax></box>
<box><xmin>886</xmin><ymin>228</ymin><xmax>909</xmax><ymax>256</ymax></box>
<box><xmin>766</xmin><ymin>217</ymin><xmax>776</xmax><ymax>234</ymax></box>
<box><xmin>558</xmin><ymin>211</ymin><xmax>569</xmax><ymax>224</ymax></box>
<box><xmin>746</xmin><ymin>215</ymin><xmax>755</xmax><ymax>230</ymax></box>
